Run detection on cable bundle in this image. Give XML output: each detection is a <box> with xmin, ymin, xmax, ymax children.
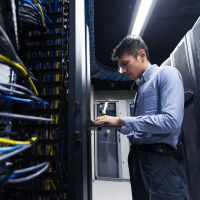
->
<box><xmin>0</xmin><ymin>136</ymin><xmax>48</xmax><ymax>184</ymax></box>
<box><xmin>0</xmin><ymin>159</ymin><xmax>49</xmax><ymax>184</ymax></box>
<box><xmin>0</xmin><ymin>82</ymin><xmax>49</xmax><ymax>105</ymax></box>
<box><xmin>0</xmin><ymin>26</ymin><xmax>38</xmax><ymax>96</ymax></box>
<box><xmin>18</xmin><ymin>0</ymin><xmax>51</xmax><ymax>28</ymax></box>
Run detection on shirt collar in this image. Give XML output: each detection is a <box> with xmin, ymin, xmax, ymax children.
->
<box><xmin>136</xmin><ymin>64</ymin><xmax>158</xmax><ymax>85</ymax></box>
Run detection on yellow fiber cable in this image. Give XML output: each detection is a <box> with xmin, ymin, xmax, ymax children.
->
<box><xmin>31</xmin><ymin>0</ymin><xmax>46</xmax><ymax>27</ymax></box>
<box><xmin>0</xmin><ymin>54</ymin><xmax>27</xmax><ymax>76</ymax></box>
<box><xmin>0</xmin><ymin>54</ymin><xmax>39</xmax><ymax>96</ymax></box>
<box><xmin>51</xmin><ymin>180</ymin><xmax>56</xmax><ymax>190</ymax></box>
<box><xmin>28</xmin><ymin>77</ymin><xmax>39</xmax><ymax>96</ymax></box>
<box><xmin>0</xmin><ymin>137</ymin><xmax>37</xmax><ymax>145</ymax></box>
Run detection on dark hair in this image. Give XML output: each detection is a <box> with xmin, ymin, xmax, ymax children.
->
<box><xmin>111</xmin><ymin>35</ymin><xmax>150</xmax><ymax>61</ymax></box>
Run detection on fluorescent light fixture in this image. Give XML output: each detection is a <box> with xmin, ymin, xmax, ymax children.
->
<box><xmin>131</xmin><ymin>0</ymin><xmax>153</xmax><ymax>35</ymax></box>
<box><xmin>128</xmin><ymin>0</ymin><xmax>157</xmax><ymax>36</ymax></box>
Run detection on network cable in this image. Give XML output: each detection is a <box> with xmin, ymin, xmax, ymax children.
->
<box><xmin>0</xmin><ymin>82</ymin><xmax>45</xmax><ymax>104</ymax></box>
<box><xmin>19</xmin><ymin>1</ymin><xmax>43</xmax><ymax>25</ymax></box>
<box><xmin>0</xmin><ymin>82</ymin><xmax>36</xmax><ymax>96</ymax></box>
<box><xmin>36</xmin><ymin>0</ymin><xmax>52</xmax><ymax>23</ymax></box>
<box><xmin>44</xmin><ymin>0</ymin><xmax>51</xmax><ymax>13</ymax></box>
<box><xmin>7</xmin><ymin>163</ymin><xmax>49</xmax><ymax>183</ymax></box>
<box><xmin>0</xmin><ymin>162</ymin><xmax>49</xmax><ymax>183</ymax></box>
<box><xmin>0</xmin><ymin>112</ymin><xmax>53</xmax><ymax>121</ymax></box>
<box><xmin>54</xmin><ymin>0</ymin><xmax>58</xmax><ymax>12</ymax></box>
<box><xmin>0</xmin><ymin>136</ymin><xmax>37</xmax><ymax>145</ymax></box>
<box><xmin>13</xmin><ymin>162</ymin><xmax>47</xmax><ymax>174</ymax></box>
<box><xmin>31</xmin><ymin>0</ymin><xmax>45</xmax><ymax>27</ymax></box>
<box><xmin>0</xmin><ymin>54</ymin><xmax>38</xmax><ymax>95</ymax></box>
<box><xmin>0</xmin><ymin>145</ymin><xmax>27</xmax><ymax>153</ymax></box>
<box><xmin>0</xmin><ymin>26</ymin><xmax>38</xmax><ymax>96</ymax></box>
<box><xmin>19</xmin><ymin>5</ymin><xmax>41</xmax><ymax>23</ymax></box>
<box><xmin>0</xmin><ymin>144</ymin><xmax>32</xmax><ymax>162</ymax></box>
<box><xmin>0</xmin><ymin>26</ymin><xmax>35</xmax><ymax>80</ymax></box>
<box><xmin>22</xmin><ymin>0</ymin><xmax>51</xmax><ymax>25</ymax></box>
<box><xmin>20</xmin><ymin>0</ymin><xmax>45</xmax><ymax>27</ymax></box>
<box><xmin>0</xmin><ymin>87</ymin><xmax>41</xmax><ymax>101</ymax></box>
<box><xmin>0</xmin><ymin>94</ymin><xmax>48</xmax><ymax>105</ymax></box>
<box><xmin>19</xmin><ymin>16</ymin><xmax>41</xmax><ymax>26</ymax></box>
<box><xmin>19</xmin><ymin>3</ymin><xmax>41</xmax><ymax>18</ymax></box>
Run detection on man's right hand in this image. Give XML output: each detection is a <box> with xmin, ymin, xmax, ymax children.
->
<box><xmin>94</xmin><ymin>115</ymin><xmax>125</xmax><ymax>126</ymax></box>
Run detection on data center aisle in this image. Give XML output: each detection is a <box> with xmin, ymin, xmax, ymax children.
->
<box><xmin>93</xmin><ymin>180</ymin><xmax>132</xmax><ymax>200</ymax></box>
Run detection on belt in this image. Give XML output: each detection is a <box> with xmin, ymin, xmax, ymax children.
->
<box><xmin>130</xmin><ymin>143</ymin><xmax>182</xmax><ymax>159</ymax></box>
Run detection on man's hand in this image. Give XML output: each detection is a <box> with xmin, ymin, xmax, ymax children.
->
<box><xmin>94</xmin><ymin>115</ymin><xmax>125</xmax><ymax>126</ymax></box>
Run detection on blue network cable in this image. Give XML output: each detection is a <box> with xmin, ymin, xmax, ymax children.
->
<box><xmin>20</xmin><ymin>0</ymin><xmax>43</xmax><ymax>25</ymax></box>
<box><xmin>0</xmin><ymin>173</ymin><xmax>23</xmax><ymax>183</ymax></box>
<box><xmin>0</xmin><ymin>162</ymin><xmax>48</xmax><ymax>183</ymax></box>
<box><xmin>44</xmin><ymin>0</ymin><xmax>49</xmax><ymax>8</ymax></box>
<box><xmin>20</xmin><ymin>0</ymin><xmax>53</xmax><ymax>27</ymax></box>
<box><xmin>54</xmin><ymin>0</ymin><xmax>58</xmax><ymax>12</ymax></box>
<box><xmin>0</xmin><ymin>145</ymin><xmax>27</xmax><ymax>153</ymax></box>
<box><xmin>0</xmin><ymin>95</ymin><xmax>49</xmax><ymax>105</ymax></box>
<box><xmin>21</xmin><ymin>0</ymin><xmax>51</xmax><ymax>25</ymax></box>
<box><xmin>32</xmin><ymin>1</ymin><xmax>54</xmax><ymax>97</ymax></box>
<box><xmin>35</xmin><ymin>0</ymin><xmax>52</xmax><ymax>23</ymax></box>
<box><xmin>0</xmin><ymin>90</ymin><xmax>10</xmax><ymax>95</ymax></box>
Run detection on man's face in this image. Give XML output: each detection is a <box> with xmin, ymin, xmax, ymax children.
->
<box><xmin>118</xmin><ymin>52</ymin><xmax>144</xmax><ymax>80</ymax></box>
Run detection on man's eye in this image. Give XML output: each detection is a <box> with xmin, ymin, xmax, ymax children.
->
<box><xmin>124</xmin><ymin>62</ymin><xmax>128</xmax><ymax>66</ymax></box>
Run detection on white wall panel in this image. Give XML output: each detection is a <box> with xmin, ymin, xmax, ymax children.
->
<box><xmin>118</xmin><ymin>100</ymin><xmax>130</xmax><ymax>179</ymax></box>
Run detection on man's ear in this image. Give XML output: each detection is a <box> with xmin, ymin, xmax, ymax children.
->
<box><xmin>138</xmin><ymin>49</ymin><xmax>146</xmax><ymax>63</ymax></box>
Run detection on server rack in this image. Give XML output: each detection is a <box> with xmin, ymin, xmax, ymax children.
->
<box><xmin>170</xmin><ymin>18</ymin><xmax>200</xmax><ymax>200</ymax></box>
<box><xmin>0</xmin><ymin>0</ymin><xmax>87</xmax><ymax>199</ymax></box>
<box><xmin>0</xmin><ymin>0</ymin><xmax>91</xmax><ymax>199</ymax></box>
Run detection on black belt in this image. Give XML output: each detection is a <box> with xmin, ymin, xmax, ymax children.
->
<box><xmin>130</xmin><ymin>143</ymin><xmax>182</xmax><ymax>159</ymax></box>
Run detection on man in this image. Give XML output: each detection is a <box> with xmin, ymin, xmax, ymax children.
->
<box><xmin>94</xmin><ymin>35</ymin><xmax>188</xmax><ymax>199</ymax></box>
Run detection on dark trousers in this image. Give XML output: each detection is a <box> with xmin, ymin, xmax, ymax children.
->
<box><xmin>128</xmin><ymin>144</ymin><xmax>188</xmax><ymax>200</ymax></box>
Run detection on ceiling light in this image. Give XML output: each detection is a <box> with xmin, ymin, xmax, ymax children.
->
<box><xmin>128</xmin><ymin>0</ymin><xmax>157</xmax><ymax>36</ymax></box>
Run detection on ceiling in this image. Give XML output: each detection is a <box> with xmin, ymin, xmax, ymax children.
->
<box><xmin>92</xmin><ymin>0</ymin><xmax>200</xmax><ymax>90</ymax></box>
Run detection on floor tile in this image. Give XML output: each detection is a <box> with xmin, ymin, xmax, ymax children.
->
<box><xmin>93</xmin><ymin>180</ymin><xmax>132</xmax><ymax>200</ymax></box>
